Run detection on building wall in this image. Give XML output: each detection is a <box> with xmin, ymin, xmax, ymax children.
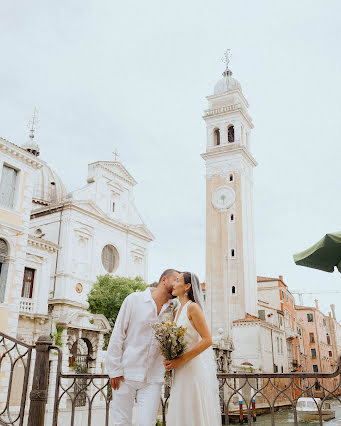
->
<box><xmin>296</xmin><ymin>304</ymin><xmax>336</xmax><ymax>393</ymax></box>
<box><xmin>258</xmin><ymin>276</ymin><xmax>300</xmax><ymax>372</ymax></box>
<box><xmin>0</xmin><ymin>138</ymin><xmax>42</xmax><ymax>335</ymax></box>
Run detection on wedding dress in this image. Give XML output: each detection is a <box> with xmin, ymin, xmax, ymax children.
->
<box><xmin>166</xmin><ymin>300</ymin><xmax>221</xmax><ymax>426</ymax></box>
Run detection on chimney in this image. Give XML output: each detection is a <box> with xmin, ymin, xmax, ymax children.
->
<box><xmin>279</xmin><ymin>275</ymin><xmax>283</xmax><ymax>281</ymax></box>
<box><xmin>314</xmin><ymin>299</ymin><xmax>319</xmax><ymax>310</ymax></box>
<box><xmin>331</xmin><ymin>304</ymin><xmax>336</xmax><ymax>319</ymax></box>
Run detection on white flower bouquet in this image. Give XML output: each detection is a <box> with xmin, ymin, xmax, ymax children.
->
<box><xmin>151</xmin><ymin>316</ymin><xmax>187</xmax><ymax>394</ymax></box>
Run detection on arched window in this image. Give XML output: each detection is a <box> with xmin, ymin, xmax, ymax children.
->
<box><xmin>0</xmin><ymin>239</ymin><xmax>9</xmax><ymax>303</ymax></box>
<box><xmin>214</xmin><ymin>129</ymin><xmax>220</xmax><ymax>146</ymax></box>
<box><xmin>69</xmin><ymin>338</ymin><xmax>93</xmax><ymax>407</ymax></box>
<box><xmin>232</xmin><ymin>286</ymin><xmax>236</xmax><ymax>294</ymax></box>
<box><xmin>231</xmin><ymin>249</ymin><xmax>235</xmax><ymax>257</ymax></box>
<box><xmin>230</xmin><ymin>214</ymin><xmax>234</xmax><ymax>222</ymax></box>
<box><xmin>326</xmin><ymin>333</ymin><xmax>331</xmax><ymax>345</ymax></box>
<box><xmin>228</xmin><ymin>125</ymin><xmax>235</xmax><ymax>143</ymax></box>
<box><xmin>229</xmin><ymin>173</ymin><xmax>234</xmax><ymax>182</ymax></box>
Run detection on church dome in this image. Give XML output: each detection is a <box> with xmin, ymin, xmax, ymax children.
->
<box><xmin>32</xmin><ymin>161</ymin><xmax>67</xmax><ymax>205</ymax></box>
<box><xmin>214</xmin><ymin>69</ymin><xmax>241</xmax><ymax>95</ymax></box>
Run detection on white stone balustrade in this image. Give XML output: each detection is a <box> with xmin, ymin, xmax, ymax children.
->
<box><xmin>204</xmin><ymin>103</ymin><xmax>241</xmax><ymax>117</ymax></box>
<box><xmin>20</xmin><ymin>298</ymin><xmax>35</xmax><ymax>314</ymax></box>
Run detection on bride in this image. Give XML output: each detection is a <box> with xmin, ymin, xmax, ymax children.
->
<box><xmin>164</xmin><ymin>272</ymin><xmax>221</xmax><ymax>426</ymax></box>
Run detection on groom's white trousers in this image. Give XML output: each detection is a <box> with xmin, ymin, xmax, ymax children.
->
<box><xmin>111</xmin><ymin>380</ymin><xmax>162</xmax><ymax>426</ymax></box>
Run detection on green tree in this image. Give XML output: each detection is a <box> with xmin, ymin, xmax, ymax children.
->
<box><xmin>87</xmin><ymin>274</ymin><xmax>147</xmax><ymax>348</ymax></box>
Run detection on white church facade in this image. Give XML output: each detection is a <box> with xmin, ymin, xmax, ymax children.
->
<box><xmin>0</xmin><ymin>128</ymin><xmax>153</xmax><ymax>373</ymax></box>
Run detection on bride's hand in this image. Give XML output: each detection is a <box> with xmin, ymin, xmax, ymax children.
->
<box><xmin>163</xmin><ymin>356</ymin><xmax>186</xmax><ymax>371</ymax></box>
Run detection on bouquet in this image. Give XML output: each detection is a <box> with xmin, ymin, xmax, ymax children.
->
<box><xmin>151</xmin><ymin>316</ymin><xmax>187</xmax><ymax>395</ymax></box>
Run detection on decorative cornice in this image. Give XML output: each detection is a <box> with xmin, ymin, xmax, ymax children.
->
<box><xmin>0</xmin><ymin>138</ymin><xmax>43</xmax><ymax>169</ymax></box>
<box><xmin>206</xmin><ymin>88</ymin><xmax>250</xmax><ymax>108</ymax></box>
<box><xmin>88</xmin><ymin>161</ymin><xmax>137</xmax><ymax>186</ymax></box>
<box><xmin>203</xmin><ymin>103</ymin><xmax>253</xmax><ymax>128</ymax></box>
<box><xmin>0</xmin><ymin>220</ymin><xmax>25</xmax><ymax>234</ymax></box>
<box><xmin>201</xmin><ymin>145</ymin><xmax>257</xmax><ymax>168</ymax></box>
<box><xmin>31</xmin><ymin>201</ymin><xmax>154</xmax><ymax>242</ymax></box>
<box><xmin>28</xmin><ymin>235</ymin><xmax>59</xmax><ymax>252</ymax></box>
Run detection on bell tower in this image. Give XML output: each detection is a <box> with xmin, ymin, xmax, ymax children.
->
<box><xmin>202</xmin><ymin>51</ymin><xmax>258</xmax><ymax>339</ymax></box>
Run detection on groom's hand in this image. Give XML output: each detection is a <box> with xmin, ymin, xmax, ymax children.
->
<box><xmin>110</xmin><ymin>376</ymin><xmax>125</xmax><ymax>390</ymax></box>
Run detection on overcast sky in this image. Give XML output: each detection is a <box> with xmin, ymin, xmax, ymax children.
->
<box><xmin>1</xmin><ymin>1</ymin><xmax>340</xmax><ymax>320</ymax></box>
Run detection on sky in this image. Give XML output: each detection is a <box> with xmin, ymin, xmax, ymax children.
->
<box><xmin>1</xmin><ymin>1</ymin><xmax>341</xmax><ymax>320</ymax></box>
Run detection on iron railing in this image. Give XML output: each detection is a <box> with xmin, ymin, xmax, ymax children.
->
<box><xmin>52</xmin><ymin>346</ymin><xmax>111</xmax><ymax>426</ymax></box>
<box><xmin>0</xmin><ymin>332</ymin><xmax>33</xmax><ymax>426</ymax></box>
<box><xmin>217</xmin><ymin>359</ymin><xmax>341</xmax><ymax>425</ymax></box>
<box><xmin>1</xmin><ymin>330</ymin><xmax>341</xmax><ymax>426</ymax></box>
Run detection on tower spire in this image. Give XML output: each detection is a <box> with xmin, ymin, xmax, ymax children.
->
<box><xmin>28</xmin><ymin>107</ymin><xmax>39</xmax><ymax>140</ymax></box>
<box><xmin>23</xmin><ymin>107</ymin><xmax>40</xmax><ymax>156</ymax></box>
<box><xmin>221</xmin><ymin>49</ymin><xmax>233</xmax><ymax>77</ymax></box>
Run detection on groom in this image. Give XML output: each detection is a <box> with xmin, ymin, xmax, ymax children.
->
<box><xmin>105</xmin><ymin>269</ymin><xmax>179</xmax><ymax>426</ymax></box>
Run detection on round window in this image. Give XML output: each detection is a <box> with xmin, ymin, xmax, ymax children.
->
<box><xmin>101</xmin><ymin>245</ymin><xmax>119</xmax><ymax>273</ymax></box>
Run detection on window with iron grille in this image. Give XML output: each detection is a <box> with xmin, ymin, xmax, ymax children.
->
<box><xmin>21</xmin><ymin>268</ymin><xmax>35</xmax><ymax>298</ymax></box>
<box><xmin>307</xmin><ymin>313</ymin><xmax>314</xmax><ymax>322</ymax></box>
<box><xmin>0</xmin><ymin>165</ymin><xmax>17</xmax><ymax>209</ymax></box>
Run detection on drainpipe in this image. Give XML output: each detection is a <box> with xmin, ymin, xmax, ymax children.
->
<box><xmin>52</xmin><ymin>205</ymin><xmax>64</xmax><ymax>299</ymax></box>
<box><xmin>270</xmin><ymin>327</ymin><xmax>275</xmax><ymax>372</ymax></box>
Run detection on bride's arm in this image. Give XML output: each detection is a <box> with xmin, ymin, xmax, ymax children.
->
<box><xmin>164</xmin><ymin>303</ymin><xmax>212</xmax><ymax>370</ymax></box>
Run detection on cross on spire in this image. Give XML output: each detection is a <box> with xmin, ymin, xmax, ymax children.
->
<box><xmin>221</xmin><ymin>49</ymin><xmax>233</xmax><ymax>77</ymax></box>
<box><xmin>222</xmin><ymin>49</ymin><xmax>232</xmax><ymax>70</ymax></box>
<box><xmin>113</xmin><ymin>148</ymin><xmax>120</xmax><ymax>161</ymax></box>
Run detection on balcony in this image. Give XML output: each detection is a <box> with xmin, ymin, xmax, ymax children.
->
<box><xmin>285</xmin><ymin>327</ymin><xmax>296</xmax><ymax>339</ymax></box>
<box><xmin>19</xmin><ymin>298</ymin><xmax>35</xmax><ymax>314</ymax></box>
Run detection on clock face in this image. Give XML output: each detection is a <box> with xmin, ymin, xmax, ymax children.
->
<box><xmin>212</xmin><ymin>186</ymin><xmax>235</xmax><ymax>210</ymax></box>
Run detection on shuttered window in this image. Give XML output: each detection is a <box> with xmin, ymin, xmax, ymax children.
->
<box><xmin>0</xmin><ymin>165</ymin><xmax>17</xmax><ymax>208</ymax></box>
<box><xmin>258</xmin><ymin>310</ymin><xmax>265</xmax><ymax>320</ymax></box>
<box><xmin>22</xmin><ymin>268</ymin><xmax>35</xmax><ymax>298</ymax></box>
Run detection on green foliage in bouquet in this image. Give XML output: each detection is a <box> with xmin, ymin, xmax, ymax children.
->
<box><xmin>151</xmin><ymin>317</ymin><xmax>187</xmax><ymax>395</ymax></box>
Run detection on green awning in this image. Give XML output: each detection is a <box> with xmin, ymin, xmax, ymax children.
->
<box><xmin>293</xmin><ymin>232</ymin><xmax>341</xmax><ymax>273</ymax></box>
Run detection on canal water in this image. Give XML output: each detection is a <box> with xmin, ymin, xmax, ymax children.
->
<box><xmin>255</xmin><ymin>401</ymin><xmax>341</xmax><ymax>425</ymax></box>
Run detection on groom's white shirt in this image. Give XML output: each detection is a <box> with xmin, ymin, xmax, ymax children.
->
<box><xmin>105</xmin><ymin>288</ymin><xmax>177</xmax><ymax>383</ymax></box>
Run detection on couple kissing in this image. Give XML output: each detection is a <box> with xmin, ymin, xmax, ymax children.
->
<box><xmin>105</xmin><ymin>269</ymin><xmax>221</xmax><ymax>426</ymax></box>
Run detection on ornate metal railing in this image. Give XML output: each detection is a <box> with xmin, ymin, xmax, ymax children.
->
<box><xmin>1</xmin><ymin>329</ymin><xmax>341</xmax><ymax>426</ymax></box>
<box><xmin>217</xmin><ymin>358</ymin><xmax>341</xmax><ymax>425</ymax></box>
<box><xmin>52</xmin><ymin>346</ymin><xmax>111</xmax><ymax>426</ymax></box>
<box><xmin>0</xmin><ymin>332</ymin><xmax>33</xmax><ymax>426</ymax></box>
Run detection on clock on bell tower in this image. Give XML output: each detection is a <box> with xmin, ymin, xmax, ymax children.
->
<box><xmin>201</xmin><ymin>52</ymin><xmax>258</xmax><ymax>339</ymax></box>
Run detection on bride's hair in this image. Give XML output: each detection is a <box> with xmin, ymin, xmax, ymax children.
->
<box><xmin>182</xmin><ymin>272</ymin><xmax>195</xmax><ymax>303</ymax></box>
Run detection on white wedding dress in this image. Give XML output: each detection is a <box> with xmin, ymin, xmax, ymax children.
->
<box><xmin>166</xmin><ymin>301</ymin><xmax>221</xmax><ymax>426</ymax></box>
